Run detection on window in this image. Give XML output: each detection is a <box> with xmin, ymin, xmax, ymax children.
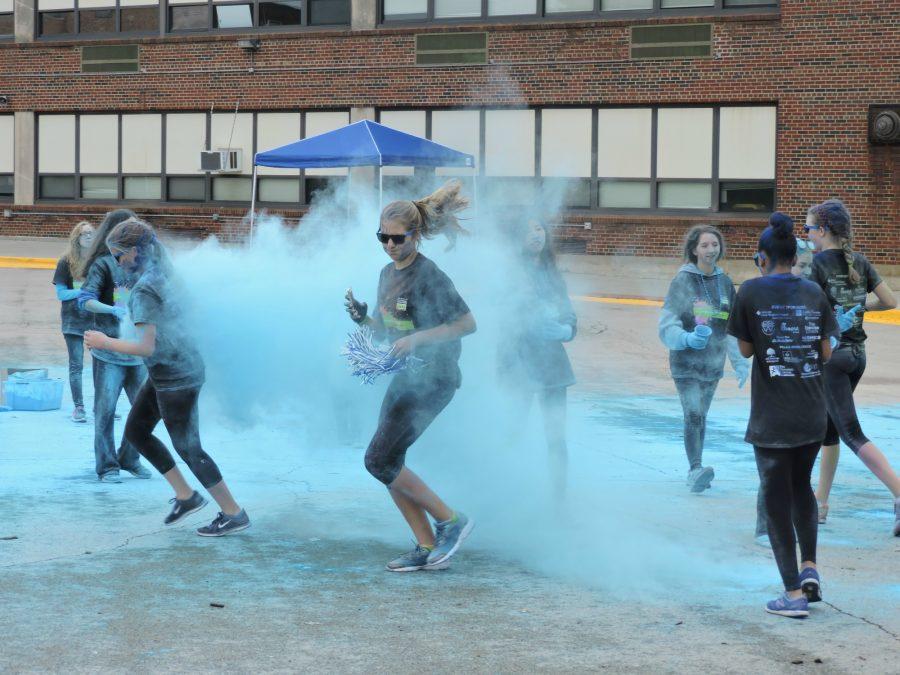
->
<box><xmin>718</xmin><ymin>106</ymin><xmax>775</xmax><ymax>211</ymax></box>
<box><xmin>258</xmin><ymin>0</ymin><xmax>303</xmax><ymax>26</ymax></box>
<box><xmin>383</xmin><ymin>0</ymin><xmax>425</xmax><ymax>19</ymax></box>
<box><xmin>38</xmin><ymin>115</ymin><xmax>76</xmax><ymax>199</ymax></box>
<box><xmin>122</xmin><ymin>113</ymin><xmax>162</xmax><ymax>199</ymax></box>
<box><xmin>541</xmin><ymin>109</ymin><xmax>592</xmax><ymax>207</ymax></box>
<box><xmin>631</xmin><ymin>24</ymin><xmax>712</xmax><ymax>59</ymax></box>
<box><xmin>304</xmin><ymin>111</ymin><xmax>349</xmax><ymax>200</ymax></box>
<box><xmin>81</xmin><ymin>45</ymin><xmax>140</xmax><ymax>73</ymax></box>
<box><xmin>256</xmin><ymin>112</ymin><xmax>301</xmax><ymax>203</ymax></box>
<box><xmin>210</xmin><ymin>112</ymin><xmax>253</xmax><ymax>201</ymax></box>
<box><xmin>0</xmin><ymin>0</ymin><xmax>13</xmax><ymax>38</ymax></box>
<box><xmin>379</xmin><ymin>111</ymin><xmax>426</xmax><ymax>184</ymax></box>
<box><xmin>487</xmin><ymin>0</ymin><xmax>536</xmax><ymax>17</ymax></box>
<box><xmin>597</xmin><ymin>108</ymin><xmax>652</xmax><ymax>208</ymax></box>
<box><xmin>39</xmin><ymin>0</ymin><xmax>75</xmax><ymax>35</ymax></box>
<box><xmin>80</xmin><ymin>114</ymin><xmax>118</xmax><ymax>197</ymax></box>
<box><xmin>166</xmin><ymin>113</ymin><xmax>207</xmax><ymax>201</ymax></box>
<box><xmin>656</xmin><ymin>107</ymin><xmax>713</xmax><ymax>209</ymax></box>
<box><xmin>415</xmin><ymin>32</ymin><xmax>487</xmax><ymax>66</ymax></box>
<box><xmin>40</xmin><ymin>0</ymin><xmax>161</xmax><ymax>36</ymax></box>
<box><xmin>546</xmin><ymin>0</ymin><xmax>593</xmax><ymax>12</ymax></box>
<box><xmin>0</xmin><ymin>115</ymin><xmax>12</xmax><ymax>200</ymax></box>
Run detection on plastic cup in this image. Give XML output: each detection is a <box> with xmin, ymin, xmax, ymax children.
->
<box><xmin>694</xmin><ymin>325</ymin><xmax>713</xmax><ymax>338</ymax></box>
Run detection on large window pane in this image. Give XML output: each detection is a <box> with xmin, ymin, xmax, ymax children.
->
<box><xmin>384</xmin><ymin>0</ymin><xmax>425</xmax><ymax>16</ymax></box>
<box><xmin>79</xmin><ymin>8</ymin><xmax>115</xmax><ymax>32</ymax></box>
<box><xmin>308</xmin><ymin>0</ymin><xmax>349</xmax><ymax>24</ymax></box>
<box><xmin>124</xmin><ymin>176</ymin><xmax>161</xmax><ymax>199</ymax></box>
<box><xmin>81</xmin><ymin>176</ymin><xmax>118</xmax><ymax>199</ymax></box>
<box><xmin>40</xmin><ymin>176</ymin><xmax>76</xmax><ymax>198</ymax></box>
<box><xmin>0</xmin><ymin>115</ymin><xmax>15</xmax><ymax>173</ymax></box>
<box><xmin>435</xmin><ymin>0</ymin><xmax>480</xmax><ymax>18</ymax></box>
<box><xmin>719</xmin><ymin>182</ymin><xmax>774</xmax><ymax>212</ymax></box>
<box><xmin>257</xmin><ymin>112</ymin><xmax>301</xmax><ymax>176</ymax></box>
<box><xmin>485</xmin><ymin>109</ymin><xmax>535</xmax><ymax>176</ymax></box>
<box><xmin>211</xmin><ymin>113</ymin><xmax>252</xmax><ymax>173</ymax></box>
<box><xmin>599</xmin><ymin>180</ymin><xmax>651</xmax><ymax>208</ymax></box>
<box><xmin>658</xmin><ymin>182</ymin><xmax>711</xmax><ymax>209</ymax></box>
<box><xmin>541</xmin><ymin>109</ymin><xmax>591</xmax><ymax>178</ymax></box>
<box><xmin>40</xmin><ymin>11</ymin><xmax>75</xmax><ymax>35</ymax></box>
<box><xmin>213</xmin><ymin>176</ymin><xmax>251</xmax><ymax>201</ymax></box>
<box><xmin>166</xmin><ymin>113</ymin><xmax>206</xmax><ymax>174</ymax></box>
<box><xmin>661</xmin><ymin>0</ymin><xmax>713</xmax><ymax>6</ymax></box>
<box><xmin>719</xmin><ymin>106</ymin><xmax>776</xmax><ymax>180</ymax></box>
<box><xmin>259</xmin><ymin>177</ymin><xmax>300</xmax><ymax>202</ymax></box>
<box><xmin>168</xmin><ymin>176</ymin><xmax>205</xmax><ymax>200</ymax></box>
<box><xmin>305</xmin><ymin>176</ymin><xmax>345</xmax><ymax>203</ymax></box>
<box><xmin>122</xmin><ymin>114</ymin><xmax>162</xmax><ymax>173</ymax></box>
<box><xmin>121</xmin><ymin>6</ymin><xmax>158</xmax><ymax>32</ymax></box>
<box><xmin>0</xmin><ymin>175</ymin><xmax>13</xmax><ymax>197</ymax></box>
<box><xmin>170</xmin><ymin>5</ymin><xmax>207</xmax><ymax>30</ymax></box>
<box><xmin>597</xmin><ymin>108</ymin><xmax>651</xmax><ymax>178</ymax></box>
<box><xmin>39</xmin><ymin>115</ymin><xmax>76</xmax><ymax>173</ymax></box>
<box><xmin>0</xmin><ymin>14</ymin><xmax>13</xmax><ymax>35</ymax></box>
<box><xmin>80</xmin><ymin>115</ymin><xmax>119</xmax><ymax>173</ymax></box>
<box><xmin>488</xmin><ymin>0</ymin><xmax>536</xmax><ymax>16</ymax></box>
<box><xmin>546</xmin><ymin>0</ymin><xmax>593</xmax><ymax>12</ymax></box>
<box><xmin>259</xmin><ymin>0</ymin><xmax>302</xmax><ymax>26</ymax></box>
<box><xmin>544</xmin><ymin>177</ymin><xmax>591</xmax><ymax>208</ymax></box>
<box><xmin>724</xmin><ymin>0</ymin><xmax>776</xmax><ymax>4</ymax></box>
<box><xmin>656</xmin><ymin>107</ymin><xmax>712</xmax><ymax>179</ymax></box>
<box><xmin>214</xmin><ymin>4</ymin><xmax>252</xmax><ymax>28</ymax></box>
<box><xmin>431</xmin><ymin>110</ymin><xmax>479</xmax><ymax>176</ymax></box>
<box><xmin>602</xmin><ymin>0</ymin><xmax>652</xmax><ymax>8</ymax></box>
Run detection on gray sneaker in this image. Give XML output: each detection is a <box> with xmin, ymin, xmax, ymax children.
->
<box><xmin>893</xmin><ymin>498</ymin><xmax>900</xmax><ymax>537</ymax></box>
<box><xmin>197</xmin><ymin>509</ymin><xmax>250</xmax><ymax>537</ymax></box>
<box><xmin>426</xmin><ymin>512</ymin><xmax>474</xmax><ymax>566</ymax></box>
<box><xmin>686</xmin><ymin>466</ymin><xmax>714</xmax><ymax>493</ymax></box>
<box><xmin>386</xmin><ymin>544</ymin><xmax>449</xmax><ymax>572</ymax></box>
<box><xmin>164</xmin><ymin>491</ymin><xmax>207</xmax><ymax>526</ymax></box>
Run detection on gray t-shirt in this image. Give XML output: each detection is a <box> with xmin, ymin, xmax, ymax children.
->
<box><xmin>52</xmin><ymin>257</ymin><xmax>92</xmax><ymax>336</ymax></box>
<box><xmin>129</xmin><ymin>268</ymin><xmax>204</xmax><ymax>392</ymax></box>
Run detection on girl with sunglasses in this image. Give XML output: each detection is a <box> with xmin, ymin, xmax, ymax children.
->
<box><xmin>659</xmin><ymin>224</ymin><xmax>749</xmax><ymax>493</ymax></box>
<box><xmin>344</xmin><ymin>179</ymin><xmax>476</xmax><ymax>572</ymax></box>
<box><xmin>804</xmin><ymin>199</ymin><xmax>900</xmax><ymax>536</ymax></box>
<box><xmin>84</xmin><ymin>217</ymin><xmax>249</xmax><ymax>536</ymax></box>
<box><xmin>78</xmin><ymin>209</ymin><xmax>151</xmax><ymax>483</ymax></box>
<box><xmin>728</xmin><ymin>214</ymin><xmax>838</xmax><ymax>618</ymax></box>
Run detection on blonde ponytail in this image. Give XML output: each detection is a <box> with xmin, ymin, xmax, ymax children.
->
<box><xmin>381</xmin><ymin>179</ymin><xmax>470</xmax><ymax>249</ymax></box>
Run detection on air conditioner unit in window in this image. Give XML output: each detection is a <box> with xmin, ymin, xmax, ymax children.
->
<box><xmin>199</xmin><ymin>149</ymin><xmax>243</xmax><ymax>173</ymax></box>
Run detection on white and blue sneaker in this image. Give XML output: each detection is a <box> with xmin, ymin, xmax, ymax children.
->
<box><xmin>427</xmin><ymin>512</ymin><xmax>474</xmax><ymax>566</ymax></box>
<box><xmin>766</xmin><ymin>593</ymin><xmax>809</xmax><ymax>618</ymax></box>
<box><xmin>799</xmin><ymin>567</ymin><xmax>822</xmax><ymax>603</ymax></box>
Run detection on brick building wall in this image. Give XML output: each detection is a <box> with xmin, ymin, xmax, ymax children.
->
<box><xmin>0</xmin><ymin>2</ymin><xmax>897</xmax><ymax>262</ymax></box>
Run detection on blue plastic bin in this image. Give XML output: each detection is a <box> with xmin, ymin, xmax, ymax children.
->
<box><xmin>3</xmin><ymin>377</ymin><xmax>64</xmax><ymax>411</ymax></box>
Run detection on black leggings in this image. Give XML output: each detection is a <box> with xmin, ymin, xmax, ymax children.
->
<box><xmin>755</xmin><ymin>443</ymin><xmax>820</xmax><ymax>591</ymax></box>
<box><xmin>365</xmin><ymin>375</ymin><xmax>456</xmax><ymax>485</ymax></box>
<box><xmin>124</xmin><ymin>379</ymin><xmax>223</xmax><ymax>489</ymax></box>
<box><xmin>823</xmin><ymin>346</ymin><xmax>870</xmax><ymax>453</ymax></box>
<box><xmin>674</xmin><ymin>378</ymin><xmax>719</xmax><ymax>470</ymax></box>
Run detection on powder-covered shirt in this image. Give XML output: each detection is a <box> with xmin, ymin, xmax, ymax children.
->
<box><xmin>52</xmin><ymin>257</ymin><xmax>92</xmax><ymax>336</ymax></box>
<box><xmin>129</xmin><ymin>267</ymin><xmax>205</xmax><ymax>392</ymax></box>
<box><xmin>372</xmin><ymin>253</ymin><xmax>470</xmax><ymax>388</ymax></box>
<box><xmin>809</xmin><ymin>249</ymin><xmax>882</xmax><ymax>347</ymax></box>
<box><xmin>727</xmin><ymin>273</ymin><xmax>839</xmax><ymax>448</ymax></box>
<box><xmin>79</xmin><ymin>255</ymin><xmax>143</xmax><ymax>367</ymax></box>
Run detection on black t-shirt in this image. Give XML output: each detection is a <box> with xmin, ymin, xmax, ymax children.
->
<box><xmin>52</xmin><ymin>257</ymin><xmax>92</xmax><ymax>336</ymax></box>
<box><xmin>372</xmin><ymin>253</ymin><xmax>470</xmax><ymax>388</ymax></box>
<box><xmin>80</xmin><ymin>254</ymin><xmax>142</xmax><ymax>366</ymax></box>
<box><xmin>809</xmin><ymin>249</ymin><xmax>881</xmax><ymax>346</ymax></box>
<box><xmin>727</xmin><ymin>273</ymin><xmax>839</xmax><ymax>448</ymax></box>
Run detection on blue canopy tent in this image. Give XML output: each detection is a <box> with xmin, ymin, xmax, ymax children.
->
<box><xmin>250</xmin><ymin>120</ymin><xmax>476</xmax><ymax>235</ymax></box>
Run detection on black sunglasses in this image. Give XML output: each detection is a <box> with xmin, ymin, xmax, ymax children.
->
<box><xmin>376</xmin><ymin>230</ymin><xmax>413</xmax><ymax>245</ymax></box>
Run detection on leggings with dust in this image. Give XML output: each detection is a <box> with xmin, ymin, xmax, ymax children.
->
<box><xmin>755</xmin><ymin>442</ymin><xmax>820</xmax><ymax>591</ymax></box>
<box><xmin>822</xmin><ymin>345</ymin><xmax>870</xmax><ymax>453</ymax></box>
<box><xmin>674</xmin><ymin>378</ymin><xmax>719</xmax><ymax>470</ymax></box>
<box><xmin>124</xmin><ymin>379</ymin><xmax>223</xmax><ymax>489</ymax></box>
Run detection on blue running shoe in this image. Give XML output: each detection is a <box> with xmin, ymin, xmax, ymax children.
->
<box><xmin>766</xmin><ymin>593</ymin><xmax>809</xmax><ymax>618</ymax></box>
<box><xmin>386</xmin><ymin>544</ymin><xmax>450</xmax><ymax>572</ymax></box>
<box><xmin>426</xmin><ymin>512</ymin><xmax>474</xmax><ymax>566</ymax></box>
<box><xmin>799</xmin><ymin>567</ymin><xmax>822</xmax><ymax>603</ymax></box>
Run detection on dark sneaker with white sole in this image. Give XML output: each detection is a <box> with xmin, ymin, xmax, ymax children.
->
<box><xmin>427</xmin><ymin>512</ymin><xmax>473</xmax><ymax>566</ymax></box>
<box><xmin>799</xmin><ymin>567</ymin><xmax>822</xmax><ymax>603</ymax></box>
<box><xmin>387</xmin><ymin>545</ymin><xmax>450</xmax><ymax>572</ymax></box>
<box><xmin>122</xmin><ymin>463</ymin><xmax>153</xmax><ymax>479</ymax></box>
<box><xmin>197</xmin><ymin>509</ymin><xmax>250</xmax><ymax>537</ymax></box>
<box><xmin>164</xmin><ymin>491</ymin><xmax>207</xmax><ymax>525</ymax></box>
<box><xmin>686</xmin><ymin>466</ymin><xmax>715</xmax><ymax>493</ymax></box>
<box><xmin>766</xmin><ymin>593</ymin><xmax>809</xmax><ymax>619</ymax></box>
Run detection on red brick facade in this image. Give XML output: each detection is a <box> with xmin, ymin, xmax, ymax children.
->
<box><xmin>1</xmin><ymin>2</ymin><xmax>898</xmax><ymax>262</ymax></box>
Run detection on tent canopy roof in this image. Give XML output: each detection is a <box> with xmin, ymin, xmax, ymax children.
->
<box><xmin>254</xmin><ymin>120</ymin><xmax>475</xmax><ymax>170</ymax></box>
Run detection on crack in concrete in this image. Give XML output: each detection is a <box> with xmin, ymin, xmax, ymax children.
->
<box><xmin>824</xmin><ymin>601</ymin><xmax>900</xmax><ymax>642</ymax></box>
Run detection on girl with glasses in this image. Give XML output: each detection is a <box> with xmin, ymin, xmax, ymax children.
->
<box><xmin>805</xmin><ymin>199</ymin><xmax>900</xmax><ymax>536</ymax></box>
<box><xmin>84</xmin><ymin>217</ymin><xmax>249</xmax><ymax>536</ymax></box>
<box><xmin>658</xmin><ymin>225</ymin><xmax>750</xmax><ymax>493</ymax></box>
<box><xmin>344</xmin><ymin>180</ymin><xmax>477</xmax><ymax>572</ymax></box>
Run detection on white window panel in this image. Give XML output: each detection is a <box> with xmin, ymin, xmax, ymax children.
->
<box><xmin>120</xmin><ymin>0</ymin><xmax>159</xmax><ymax>6</ymax></box>
<box><xmin>211</xmin><ymin>113</ymin><xmax>253</xmax><ymax>174</ymax></box>
<box><xmin>658</xmin><ymin>182</ymin><xmax>712</xmax><ymax>209</ymax></box>
<box><xmin>38</xmin><ymin>0</ymin><xmax>74</xmax><ymax>9</ymax></box>
<box><xmin>39</xmin><ymin>115</ymin><xmax>75</xmax><ymax>174</ymax></box>
<box><xmin>256</xmin><ymin>112</ymin><xmax>301</xmax><ymax>177</ymax></box>
<box><xmin>305</xmin><ymin>111</ymin><xmax>349</xmax><ymax>176</ymax></box>
<box><xmin>488</xmin><ymin>0</ymin><xmax>536</xmax><ymax>15</ymax></box>
<box><xmin>603</xmin><ymin>0</ymin><xmax>652</xmax><ymax>7</ymax></box>
<box><xmin>657</xmin><ymin>107</ymin><xmax>713</xmax><ymax>179</ymax></box>
<box><xmin>435</xmin><ymin>0</ymin><xmax>480</xmax><ymax>18</ymax></box>
<box><xmin>597</xmin><ymin>108</ymin><xmax>651</xmax><ymax>178</ymax></box>
<box><xmin>546</xmin><ymin>0</ymin><xmax>593</xmax><ymax>11</ymax></box>
<box><xmin>380</xmin><ymin>111</ymin><xmax>426</xmax><ymax>176</ymax></box>
<box><xmin>432</xmin><ymin>110</ymin><xmax>479</xmax><ymax>176</ymax></box>
<box><xmin>79</xmin><ymin>0</ymin><xmax>115</xmax><ymax>8</ymax></box>
<box><xmin>0</xmin><ymin>116</ymin><xmax>14</xmax><ymax>173</ymax></box>
<box><xmin>661</xmin><ymin>0</ymin><xmax>713</xmax><ymax>6</ymax></box>
<box><xmin>80</xmin><ymin>115</ymin><xmax>118</xmax><ymax>173</ymax></box>
<box><xmin>719</xmin><ymin>106</ymin><xmax>776</xmax><ymax>180</ymax></box>
<box><xmin>541</xmin><ymin>109</ymin><xmax>591</xmax><ymax>178</ymax></box>
<box><xmin>384</xmin><ymin>0</ymin><xmax>425</xmax><ymax>15</ymax></box>
<box><xmin>0</xmin><ymin>0</ymin><xmax>13</xmax><ymax>11</ymax></box>
<box><xmin>166</xmin><ymin>113</ymin><xmax>206</xmax><ymax>175</ymax></box>
<box><xmin>122</xmin><ymin>114</ymin><xmax>161</xmax><ymax>173</ymax></box>
<box><xmin>167</xmin><ymin>0</ymin><xmax>199</xmax><ymax>5</ymax></box>
<box><xmin>485</xmin><ymin>109</ymin><xmax>535</xmax><ymax>177</ymax></box>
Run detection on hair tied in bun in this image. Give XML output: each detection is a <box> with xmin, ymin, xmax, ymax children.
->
<box><xmin>768</xmin><ymin>212</ymin><xmax>795</xmax><ymax>237</ymax></box>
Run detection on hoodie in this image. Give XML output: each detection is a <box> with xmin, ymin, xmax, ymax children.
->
<box><xmin>658</xmin><ymin>263</ymin><xmax>745</xmax><ymax>382</ymax></box>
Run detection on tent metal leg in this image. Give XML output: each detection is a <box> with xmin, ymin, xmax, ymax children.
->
<box><xmin>249</xmin><ymin>166</ymin><xmax>258</xmax><ymax>240</ymax></box>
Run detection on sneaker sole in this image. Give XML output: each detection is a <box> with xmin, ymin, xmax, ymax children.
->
<box><xmin>690</xmin><ymin>468</ymin><xmax>715</xmax><ymax>493</ymax></box>
<box><xmin>765</xmin><ymin>608</ymin><xmax>808</xmax><ymax>618</ymax></box>
<box><xmin>164</xmin><ymin>499</ymin><xmax>208</xmax><ymax>526</ymax></box>
<box><xmin>386</xmin><ymin>560</ymin><xmax>451</xmax><ymax>573</ymax></box>
<box><xmin>196</xmin><ymin>521</ymin><xmax>251</xmax><ymax>537</ymax></box>
<box><xmin>801</xmin><ymin>580</ymin><xmax>822</xmax><ymax>603</ymax></box>
<box><xmin>427</xmin><ymin>519</ymin><xmax>474</xmax><ymax>567</ymax></box>
<box><xmin>123</xmin><ymin>469</ymin><xmax>152</xmax><ymax>480</ymax></box>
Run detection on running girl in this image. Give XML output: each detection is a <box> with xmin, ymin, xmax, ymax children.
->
<box><xmin>53</xmin><ymin>221</ymin><xmax>94</xmax><ymax>423</ymax></box>
<box><xmin>84</xmin><ymin>217</ymin><xmax>249</xmax><ymax>536</ymax></box>
<box><xmin>78</xmin><ymin>209</ymin><xmax>150</xmax><ymax>483</ymax></box>
<box><xmin>344</xmin><ymin>179</ymin><xmax>476</xmax><ymax>572</ymax></box>
<box><xmin>728</xmin><ymin>215</ymin><xmax>838</xmax><ymax>619</ymax></box>
<box><xmin>659</xmin><ymin>225</ymin><xmax>749</xmax><ymax>493</ymax></box>
<box><xmin>497</xmin><ymin>217</ymin><xmax>576</xmax><ymax>497</ymax></box>
<box><xmin>805</xmin><ymin>199</ymin><xmax>900</xmax><ymax>535</ymax></box>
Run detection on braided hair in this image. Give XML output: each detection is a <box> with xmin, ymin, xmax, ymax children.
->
<box><xmin>807</xmin><ymin>199</ymin><xmax>860</xmax><ymax>285</ymax></box>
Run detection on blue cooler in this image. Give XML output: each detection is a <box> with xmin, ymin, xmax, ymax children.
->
<box><xmin>3</xmin><ymin>373</ymin><xmax>64</xmax><ymax>411</ymax></box>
